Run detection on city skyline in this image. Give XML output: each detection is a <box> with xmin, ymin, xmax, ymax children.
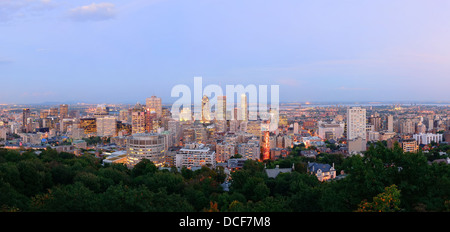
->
<box><xmin>2</xmin><ymin>0</ymin><xmax>450</xmax><ymax>104</ymax></box>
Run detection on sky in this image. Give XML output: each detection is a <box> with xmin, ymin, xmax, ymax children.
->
<box><xmin>1</xmin><ymin>0</ymin><xmax>450</xmax><ymax>104</ymax></box>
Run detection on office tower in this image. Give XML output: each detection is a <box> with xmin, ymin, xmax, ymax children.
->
<box><xmin>347</xmin><ymin>107</ymin><xmax>367</xmax><ymax>140</ymax></box>
<box><xmin>59</xmin><ymin>104</ymin><xmax>69</xmax><ymax>119</ymax></box>
<box><xmin>126</xmin><ymin>133</ymin><xmax>166</xmax><ymax>167</ymax></box>
<box><xmin>22</xmin><ymin>109</ymin><xmax>31</xmax><ymax>126</ymax></box>
<box><xmin>49</xmin><ymin>108</ymin><xmax>58</xmax><ymax>117</ymax></box>
<box><xmin>387</xmin><ymin>115</ymin><xmax>394</xmax><ymax>132</ymax></box>
<box><xmin>145</xmin><ymin>110</ymin><xmax>157</xmax><ymax>133</ymax></box>
<box><xmin>201</xmin><ymin>95</ymin><xmax>211</xmax><ymax>123</ymax></box>
<box><xmin>240</xmin><ymin>94</ymin><xmax>248</xmax><ymax>121</ymax></box>
<box><xmin>217</xmin><ymin>96</ymin><xmax>227</xmax><ymax>121</ymax></box>
<box><xmin>146</xmin><ymin>96</ymin><xmax>162</xmax><ymax>118</ymax></box>
<box><xmin>80</xmin><ymin>118</ymin><xmax>97</xmax><ymax>135</ymax></box>
<box><xmin>131</xmin><ymin>111</ymin><xmax>146</xmax><ymax>134</ymax></box>
<box><xmin>97</xmin><ymin>116</ymin><xmax>117</xmax><ymax>137</ymax></box>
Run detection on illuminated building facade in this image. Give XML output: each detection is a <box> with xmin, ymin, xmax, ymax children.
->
<box><xmin>60</xmin><ymin>104</ymin><xmax>69</xmax><ymax>119</ymax></box>
<box><xmin>307</xmin><ymin>162</ymin><xmax>336</xmax><ymax>182</ymax></box>
<box><xmin>80</xmin><ymin>118</ymin><xmax>97</xmax><ymax>135</ymax></box>
<box><xmin>126</xmin><ymin>133</ymin><xmax>166</xmax><ymax>167</ymax></box>
<box><xmin>146</xmin><ymin>96</ymin><xmax>162</xmax><ymax>118</ymax></box>
<box><xmin>175</xmin><ymin>143</ymin><xmax>216</xmax><ymax>169</ymax></box>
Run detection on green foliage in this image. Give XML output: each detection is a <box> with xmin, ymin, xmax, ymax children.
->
<box><xmin>0</xmin><ymin>142</ymin><xmax>449</xmax><ymax>212</ymax></box>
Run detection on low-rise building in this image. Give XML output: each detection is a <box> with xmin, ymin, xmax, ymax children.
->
<box><xmin>175</xmin><ymin>143</ymin><xmax>216</xmax><ymax>170</ymax></box>
<box><xmin>307</xmin><ymin>162</ymin><xmax>336</xmax><ymax>182</ymax></box>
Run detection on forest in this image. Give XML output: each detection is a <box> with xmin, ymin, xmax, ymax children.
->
<box><xmin>0</xmin><ymin>142</ymin><xmax>449</xmax><ymax>212</ymax></box>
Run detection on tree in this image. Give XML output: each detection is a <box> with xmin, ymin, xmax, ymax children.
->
<box><xmin>356</xmin><ymin>184</ymin><xmax>402</xmax><ymax>212</ymax></box>
<box><xmin>131</xmin><ymin>159</ymin><xmax>157</xmax><ymax>177</ymax></box>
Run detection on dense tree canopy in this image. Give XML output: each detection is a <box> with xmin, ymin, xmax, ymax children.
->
<box><xmin>0</xmin><ymin>142</ymin><xmax>449</xmax><ymax>212</ymax></box>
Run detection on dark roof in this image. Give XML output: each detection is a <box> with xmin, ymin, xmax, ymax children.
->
<box><xmin>308</xmin><ymin>162</ymin><xmax>333</xmax><ymax>173</ymax></box>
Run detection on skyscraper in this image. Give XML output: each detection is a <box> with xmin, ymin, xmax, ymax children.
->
<box><xmin>217</xmin><ymin>96</ymin><xmax>227</xmax><ymax>121</ymax></box>
<box><xmin>347</xmin><ymin>107</ymin><xmax>367</xmax><ymax>140</ymax></box>
<box><xmin>146</xmin><ymin>96</ymin><xmax>162</xmax><ymax>118</ymax></box>
<box><xmin>97</xmin><ymin>116</ymin><xmax>117</xmax><ymax>137</ymax></box>
<box><xmin>240</xmin><ymin>94</ymin><xmax>248</xmax><ymax>121</ymax></box>
<box><xmin>387</xmin><ymin>115</ymin><xmax>394</xmax><ymax>132</ymax></box>
<box><xmin>201</xmin><ymin>95</ymin><xmax>211</xmax><ymax>123</ymax></box>
<box><xmin>132</xmin><ymin>111</ymin><xmax>146</xmax><ymax>134</ymax></box>
<box><xmin>59</xmin><ymin>104</ymin><xmax>69</xmax><ymax>119</ymax></box>
<box><xmin>22</xmin><ymin>108</ymin><xmax>31</xmax><ymax>126</ymax></box>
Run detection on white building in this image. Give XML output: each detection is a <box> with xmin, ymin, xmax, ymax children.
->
<box><xmin>413</xmin><ymin>133</ymin><xmax>443</xmax><ymax>145</ymax></box>
<box><xmin>97</xmin><ymin>116</ymin><xmax>117</xmax><ymax>137</ymax></box>
<box><xmin>175</xmin><ymin>143</ymin><xmax>216</xmax><ymax>170</ymax></box>
<box><xmin>347</xmin><ymin>107</ymin><xmax>367</xmax><ymax>140</ymax></box>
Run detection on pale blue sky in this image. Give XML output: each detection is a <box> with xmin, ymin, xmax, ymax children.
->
<box><xmin>1</xmin><ymin>0</ymin><xmax>450</xmax><ymax>104</ymax></box>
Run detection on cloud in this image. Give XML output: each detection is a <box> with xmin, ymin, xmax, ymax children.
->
<box><xmin>0</xmin><ymin>0</ymin><xmax>56</xmax><ymax>22</ymax></box>
<box><xmin>69</xmin><ymin>2</ymin><xmax>116</xmax><ymax>22</ymax></box>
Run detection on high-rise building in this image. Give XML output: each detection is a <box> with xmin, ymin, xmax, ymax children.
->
<box><xmin>240</xmin><ymin>94</ymin><xmax>248</xmax><ymax>121</ymax></box>
<box><xmin>22</xmin><ymin>109</ymin><xmax>31</xmax><ymax>127</ymax></box>
<box><xmin>145</xmin><ymin>109</ymin><xmax>157</xmax><ymax>133</ymax></box>
<box><xmin>146</xmin><ymin>96</ymin><xmax>162</xmax><ymax>118</ymax></box>
<box><xmin>217</xmin><ymin>96</ymin><xmax>227</xmax><ymax>121</ymax></box>
<box><xmin>49</xmin><ymin>108</ymin><xmax>58</xmax><ymax>117</ymax></box>
<box><xmin>132</xmin><ymin>111</ymin><xmax>146</xmax><ymax>134</ymax></box>
<box><xmin>126</xmin><ymin>133</ymin><xmax>166</xmax><ymax>167</ymax></box>
<box><xmin>387</xmin><ymin>115</ymin><xmax>394</xmax><ymax>132</ymax></box>
<box><xmin>80</xmin><ymin>118</ymin><xmax>97</xmax><ymax>135</ymax></box>
<box><xmin>60</xmin><ymin>104</ymin><xmax>69</xmax><ymax>119</ymax></box>
<box><xmin>97</xmin><ymin>116</ymin><xmax>117</xmax><ymax>137</ymax></box>
<box><xmin>201</xmin><ymin>95</ymin><xmax>211</xmax><ymax>123</ymax></box>
<box><xmin>347</xmin><ymin>107</ymin><xmax>367</xmax><ymax>140</ymax></box>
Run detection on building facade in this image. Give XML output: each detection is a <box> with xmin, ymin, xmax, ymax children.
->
<box><xmin>126</xmin><ymin>133</ymin><xmax>166</xmax><ymax>167</ymax></box>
